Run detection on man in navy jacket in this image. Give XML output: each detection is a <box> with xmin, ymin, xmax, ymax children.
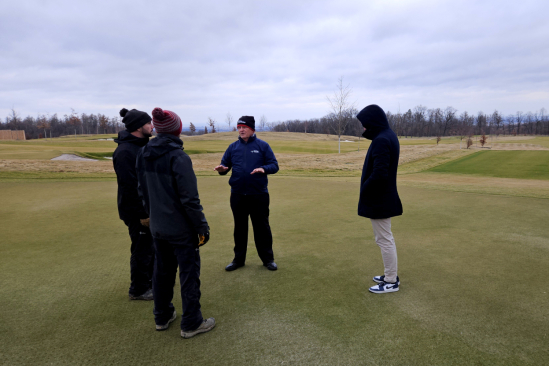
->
<box><xmin>214</xmin><ymin>116</ymin><xmax>279</xmax><ymax>271</ymax></box>
<box><xmin>357</xmin><ymin>105</ymin><xmax>403</xmax><ymax>294</ymax></box>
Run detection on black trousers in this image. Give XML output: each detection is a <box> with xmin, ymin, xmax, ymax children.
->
<box><xmin>230</xmin><ymin>192</ymin><xmax>274</xmax><ymax>265</ymax></box>
<box><xmin>152</xmin><ymin>236</ymin><xmax>203</xmax><ymax>332</ymax></box>
<box><xmin>124</xmin><ymin>219</ymin><xmax>154</xmax><ymax>296</ymax></box>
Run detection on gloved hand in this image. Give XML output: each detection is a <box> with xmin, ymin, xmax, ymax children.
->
<box><xmin>140</xmin><ymin>218</ymin><xmax>150</xmax><ymax>227</ymax></box>
<box><xmin>198</xmin><ymin>232</ymin><xmax>210</xmax><ymax>247</ymax></box>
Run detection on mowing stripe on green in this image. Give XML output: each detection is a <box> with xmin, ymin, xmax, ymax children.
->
<box><xmin>428</xmin><ymin>150</ymin><xmax>549</xmax><ymax>180</ymax></box>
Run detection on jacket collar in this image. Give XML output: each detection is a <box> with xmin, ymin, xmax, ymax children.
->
<box><xmin>238</xmin><ymin>133</ymin><xmax>257</xmax><ymax>144</ymax></box>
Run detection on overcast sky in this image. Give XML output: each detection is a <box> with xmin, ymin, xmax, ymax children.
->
<box><xmin>1</xmin><ymin>0</ymin><xmax>548</xmax><ymax>126</ymax></box>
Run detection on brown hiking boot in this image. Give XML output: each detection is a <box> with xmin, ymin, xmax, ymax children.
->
<box><xmin>181</xmin><ymin>318</ymin><xmax>216</xmax><ymax>339</ymax></box>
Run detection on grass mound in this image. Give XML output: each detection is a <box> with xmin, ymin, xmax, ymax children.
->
<box><xmin>429</xmin><ymin>150</ymin><xmax>549</xmax><ymax>180</ymax></box>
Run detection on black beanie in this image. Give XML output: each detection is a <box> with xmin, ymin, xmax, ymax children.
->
<box><xmin>119</xmin><ymin>108</ymin><xmax>152</xmax><ymax>132</ymax></box>
<box><xmin>237</xmin><ymin>116</ymin><xmax>255</xmax><ymax>131</ymax></box>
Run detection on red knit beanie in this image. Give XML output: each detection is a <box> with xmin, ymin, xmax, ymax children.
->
<box><xmin>152</xmin><ymin>108</ymin><xmax>182</xmax><ymax>136</ymax></box>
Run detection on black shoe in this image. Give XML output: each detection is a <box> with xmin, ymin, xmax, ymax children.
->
<box><xmin>129</xmin><ymin>288</ymin><xmax>153</xmax><ymax>301</ymax></box>
<box><xmin>225</xmin><ymin>262</ymin><xmax>244</xmax><ymax>271</ymax></box>
<box><xmin>263</xmin><ymin>262</ymin><xmax>278</xmax><ymax>271</ymax></box>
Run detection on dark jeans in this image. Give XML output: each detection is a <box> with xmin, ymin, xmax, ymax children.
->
<box><xmin>230</xmin><ymin>192</ymin><xmax>274</xmax><ymax>265</ymax></box>
<box><xmin>124</xmin><ymin>219</ymin><xmax>154</xmax><ymax>296</ymax></box>
<box><xmin>152</xmin><ymin>236</ymin><xmax>203</xmax><ymax>332</ymax></box>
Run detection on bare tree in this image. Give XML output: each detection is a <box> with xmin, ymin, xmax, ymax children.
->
<box><xmin>516</xmin><ymin>111</ymin><xmax>524</xmax><ymax>135</ymax></box>
<box><xmin>37</xmin><ymin>115</ymin><xmax>50</xmax><ymax>140</ymax></box>
<box><xmin>441</xmin><ymin>107</ymin><xmax>457</xmax><ymax>136</ymax></box>
<box><xmin>259</xmin><ymin>115</ymin><xmax>267</xmax><ymax>131</ymax></box>
<box><xmin>208</xmin><ymin>118</ymin><xmax>216</xmax><ymax>133</ymax></box>
<box><xmin>490</xmin><ymin>110</ymin><xmax>502</xmax><ymax>138</ymax></box>
<box><xmin>189</xmin><ymin>122</ymin><xmax>196</xmax><ymax>135</ymax></box>
<box><xmin>226</xmin><ymin>113</ymin><xmax>233</xmax><ymax>131</ymax></box>
<box><xmin>479</xmin><ymin>134</ymin><xmax>488</xmax><ymax>147</ymax></box>
<box><xmin>327</xmin><ymin>76</ymin><xmax>354</xmax><ymax>153</ymax></box>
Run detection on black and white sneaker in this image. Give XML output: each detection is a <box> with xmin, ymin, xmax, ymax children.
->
<box><xmin>373</xmin><ymin>275</ymin><xmax>400</xmax><ymax>285</ymax></box>
<box><xmin>369</xmin><ymin>281</ymin><xmax>399</xmax><ymax>294</ymax></box>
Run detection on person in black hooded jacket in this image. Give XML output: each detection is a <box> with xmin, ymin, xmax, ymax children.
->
<box><xmin>357</xmin><ymin>104</ymin><xmax>403</xmax><ymax>294</ymax></box>
<box><xmin>136</xmin><ymin>107</ymin><xmax>215</xmax><ymax>339</ymax></box>
<box><xmin>113</xmin><ymin>108</ymin><xmax>154</xmax><ymax>301</ymax></box>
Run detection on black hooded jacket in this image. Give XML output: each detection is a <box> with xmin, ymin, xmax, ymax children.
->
<box><xmin>113</xmin><ymin>130</ymin><xmax>149</xmax><ymax>221</ymax></box>
<box><xmin>136</xmin><ymin>134</ymin><xmax>208</xmax><ymax>240</ymax></box>
<box><xmin>357</xmin><ymin>105</ymin><xmax>403</xmax><ymax>219</ymax></box>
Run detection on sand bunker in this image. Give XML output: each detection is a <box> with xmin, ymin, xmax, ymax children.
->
<box><xmin>51</xmin><ymin>154</ymin><xmax>97</xmax><ymax>161</ymax></box>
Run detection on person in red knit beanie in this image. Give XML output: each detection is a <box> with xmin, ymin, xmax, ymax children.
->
<box><xmin>151</xmin><ymin>107</ymin><xmax>183</xmax><ymax>136</ymax></box>
<box><xmin>136</xmin><ymin>107</ymin><xmax>215</xmax><ymax>338</ymax></box>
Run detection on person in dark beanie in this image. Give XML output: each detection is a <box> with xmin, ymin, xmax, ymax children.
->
<box><xmin>136</xmin><ymin>107</ymin><xmax>215</xmax><ymax>338</ymax></box>
<box><xmin>214</xmin><ymin>116</ymin><xmax>279</xmax><ymax>271</ymax></box>
<box><xmin>357</xmin><ymin>104</ymin><xmax>403</xmax><ymax>294</ymax></box>
<box><xmin>113</xmin><ymin>108</ymin><xmax>154</xmax><ymax>301</ymax></box>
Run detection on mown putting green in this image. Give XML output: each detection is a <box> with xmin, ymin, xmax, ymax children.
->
<box><xmin>1</xmin><ymin>176</ymin><xmax>548</xmax><ymax>365</ymax></box>
<box><xmin>429</xmin><ymin>150</ymin><xmax>549</xmax><ymax>180</ymax></box>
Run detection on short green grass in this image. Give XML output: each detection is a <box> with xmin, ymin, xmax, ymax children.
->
<box><xmin>1</xmin><ymin>177</ymin><xmax>548</xmax><ymax>365</ymax></box>
<box><xmin>429</xmin><ymin>151</ymin><xmax>549</xmax><ymax>180</ymax></box>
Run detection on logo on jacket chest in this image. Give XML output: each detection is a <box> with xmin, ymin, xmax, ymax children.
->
<box><xmin>250</xmin><ymin>150</ymin><xmax>260</xmax><ymax>154</ymax></box>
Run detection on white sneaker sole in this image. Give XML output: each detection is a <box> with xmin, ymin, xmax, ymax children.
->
<box><xmin>369</xmin><ymin>286</ymin><xmax>399</xmax><ymax>294</ymax></box>
<box><xmin>156</xmin><ymin>311</ymin><xmax>177</xmax><ymax>331</ymax></box>
<box><xmin>181</xmin><ymin>318</ymin><xmax>216</xmax><ymax>339</ymax></box>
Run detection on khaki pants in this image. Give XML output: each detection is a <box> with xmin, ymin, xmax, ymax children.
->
<box><xmin>370</xmin><ymin>218</ymin><xmax>398</xmax><ymax>283</ymax></box>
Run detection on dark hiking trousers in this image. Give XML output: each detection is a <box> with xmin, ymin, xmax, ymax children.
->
<box><xmin>230</xmin><ymin>192</ymin><xmax>274</xmax><ymax>265</ymax></box>
<box><xmin>124</xmin><ymin>219</ymin><xmax>154</xmax><ymax>297</ymax></box>
<box><xmin>152</xmin><ymin>237</ymin><xmax>203</xmax><ymax>332</ymax></box>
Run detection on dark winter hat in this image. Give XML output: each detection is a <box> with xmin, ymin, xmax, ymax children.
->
<box><xmin>151</xmin><ymin>107</ymin><xmax>182</xmax><ymax>136</ymax></box>
<box><xmin>119</xmin><ymin>108</ymin><xmax>152</xmax><ymax>132</ymax></box>
<box><xmin>237</xmin><ymin>116</ymin><xmax>255</xmax><ymax>131</ymax></box>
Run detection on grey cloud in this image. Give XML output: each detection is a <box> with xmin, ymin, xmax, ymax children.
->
<box><xmin>1</xmin><ymin>0</ymin><xmax>548</xmax><ymax>124</ymax></box>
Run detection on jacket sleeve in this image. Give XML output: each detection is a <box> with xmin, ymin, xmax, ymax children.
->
<box><xmin>172</xmin><ymin>153</ymin><xmax>209</xmax><ymax>233</ymax></box>
<box><xmin>361</xmin><ymin>138</ymin><xmax>390</xmax><ymax>195</ymax></box>
<box><xmin>261</xmin><ymin>143</ymin><xmax>279</xmax><ymax>174</ymax></box>
<box><xmin>115</xmin><ymin>149</ymin><xmax>148</xmax><ymax>219</ymax></box>
<box><xmin>135</xmin><ymin>150</ymin><xmax>150</xmax><ymax>217</ymax></box>
<box><xmin>218</xmin><ymin>145</ymin><xmax>233</xmax><ymax>175</ymax></box>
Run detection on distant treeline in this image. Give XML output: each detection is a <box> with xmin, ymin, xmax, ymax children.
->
<box><xmin>271</xmin><ymin>106</ymin><xmax>549</xmax><ymax>137</ymax></box>
<box><xmin>2</xmin><ymin>106</ymin><xmax>548</xmax><ymax>139</ymax></box>
<box><xmin>0</xmin><ymin>110</ymin><xmax>125</xmax><ymax>139</ymax></box>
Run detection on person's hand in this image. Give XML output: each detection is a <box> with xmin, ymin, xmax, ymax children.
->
<box><xmin>198</xmin><ymin>232</ymin><xmax>210</xmax><ymax>247</ymax></box>
<box><xmin>140</xmin><ymin>218</ymin><xmax>150</xmax><ymax>227</ymax></box>
<box><xmin>214</xmin><ymin>165</ymin><xmax>229</xmax><ymax>172</ymax></box>
<box><xmin>251</xmin><ymin>168</ymin><xmax>265</xmax><ymax>174</ymax></box>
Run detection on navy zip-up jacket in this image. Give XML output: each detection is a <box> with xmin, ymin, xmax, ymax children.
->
<box><xmin>357</xmin><ymin>105</ymin><xmax>403</xmax><ymax>219</ymax></box>
<box><xmin>218</xmin><ymin>134</ymin><xmax>279</xmax><ymax>195</ymax></box>
<box><xmin>136</xmin><ymin>134</ymin><xmax>209</xmax><ymax>240</ymax></box>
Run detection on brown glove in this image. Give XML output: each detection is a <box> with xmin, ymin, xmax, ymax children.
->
<box><xmin>140</xmin><ymin>218</ymin><xmax>150</xmax><ymax>227</ymax></box>
<box><xmin>198</xmin><ymin>232</ymin><xmax>210</xmax><ymax>247</ymax></box>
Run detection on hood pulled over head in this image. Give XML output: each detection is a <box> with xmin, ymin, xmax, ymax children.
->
<box><xmin>142</xmin><ymin>134</ymin><xmax>183</xmax><ymax>161</ymax></box>
<box><xmin>357</xmin><ymin>104</ymin><xmax>389</xmax><ymax>140</ymax></box>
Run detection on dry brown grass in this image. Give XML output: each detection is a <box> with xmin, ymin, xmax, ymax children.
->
<box><xmin>1</xmin><ymin>137</ymin><xmax>547</xmax><ymax>176</ymax></box>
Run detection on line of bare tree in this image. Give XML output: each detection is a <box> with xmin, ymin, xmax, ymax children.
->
<box><xmin>269</xmin><ymin>106</ymin><xmax>549</xmax><ymax>139</ymax></box>
<box><xmin>0</xmin><ymin>109</ymin><xmax>124</xmax><ymax>139</ymax></box>
<box><xmin>2</xmin><ymin>106</ymin><xmax>548</xmax><ymax>140</ymax></box>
